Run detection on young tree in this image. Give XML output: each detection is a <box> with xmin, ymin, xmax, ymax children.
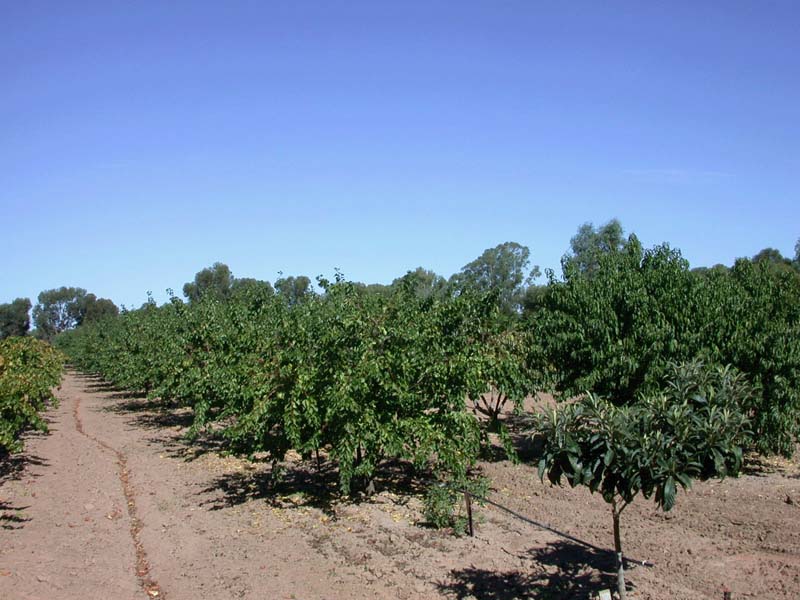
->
<box><xmin>0</xmin><ymin>298</ymin><xmax>32</xmax><ymax>339</ymax></box>
<box><xmin>533</xmin><ymin>361</ymin><xmax>751</xmax><ymax>600</ymax></box>
<box><xmin>451</xmin><ymin>242</ymin><xmax>540</xmax><ymax>315</ymax></box>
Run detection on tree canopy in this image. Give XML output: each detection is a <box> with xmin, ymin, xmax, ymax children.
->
<box><xmin>183</xmin><ymin>262</ymin><xmax>235</xmax><ymax>302</ymax></box>
<box><xmin>32</xmin><ymin>287</ymin><xmax>89</xmax><ymax>340</ymax></box>
<box><xmin>82</xmin><ymin>294</ymin><xmax>119</xmax><ymax>324</ymax></box>
<box><xmin>274</xmin><ymin>275</ymin><xmax>313</xmax><ymax>306</ymax></box>
<box><xmin>562</xmin><ymin>218</ymin><xmax>627</xmax><ymax>277</ymax></box>
<box><xmin>392</xmin><ymin>267</ymin><xmax>449</xmax><ymax>300</ymax></box>
<box><xmin>534</xmin><ymin>236</ymin><xmax>701</xmax><ymax>404</ymax></box>
<box><xmin>451</xmin><ymin>242</ymin><xmax>539</xmax><ymax>315</ymax></box>
<box><xmin>0</xmin><ymin>298</ymin><xmax>32</xmax><ymax>339</ymax></box>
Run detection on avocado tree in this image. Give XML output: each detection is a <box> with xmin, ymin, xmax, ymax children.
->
<box><xmin>532</xmin><ymin>361</ymin><xmax>752</xmax><ymax>599</ymax></box>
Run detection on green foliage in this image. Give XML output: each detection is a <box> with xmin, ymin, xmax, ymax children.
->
<box><xmin>451</xmin><ymin>242</ymin><xmax>540</xmax><ymax>315</ymax></box>
<box><xmin>423</xmin><ymin>476</ymin><xmax>489</xmax><ymax>535</ymax></box>
<box><xmin>58</xmin><ymin>272</ymin><xmax>530</xmax><ymax>496</ymax></box>
<box><xmin>698</xmin><ymin>259</ymin><xmax>800</xmax><ymax>456</ymax></box>
<box><xmin>534</xmin><ymin>234</ymin><xmax>800</xmax><ymax>455</ymax></box>
<box><xmin>561</xmin><ymin>218</ymin><xmax>627</xmax><ymax>277</ymax></box>
<box><xmin>274</xmin><ymin>274</ymin><xmax>313</xmax><ymax>306</ymax></box>
<box><xmin>0</xmin><ymin>337</ymin><xmax>64</xmax><ymax>454</ymax></box>
<box><xmin>231</xmin><ymin>277</ymin><xmax>275</xmax><ymax>297</ymax></box>
<box><xmin>391</xmin><ymin>268</ymin><xmax>449</xmax><ymax>300</ymax></box>
<box><xmin>32</xmin><ymin>287</ymin><xmax>89</xmax><ymax>340</ymax></box>
<box><xmin>82</xmin><ymin>294</ymin><xmax>119</xmax><ymax>324</ymax></box>
<box><xmin>0</xmin><ymin>298</ymin><xmax>32</xmax><ymax>339</ymax></box>
<box><xmin>532</xmin><ymin>360</ymin><xmax>751</xmax><ymax>598</ymax></box>
<box><xmin>533</xmin><ymin>236</ymin><xmax>702</xmax><ymax>405</ymax></box>
<box><xmin>183</xmin><ymin>262</ymin><xmax>234</xmax><ymax>302</ymax></box>
<box><xmin>795</xmin><ymin>237</ymin><xmax>800</xmax><ymax>267</ymax></box>
<box><xmin>751</xmin><ymin>247</ymin><xmax>797</xmax><ymax>277</ymax></box>
<box><xmin>228</xmin><ymin>276</ymin><xmax>495</xmax><ymax>494</ymax></box>
<box><xmin>534</xmin><ymin>361</ymin><xmax>751</xmax><ymax>512</ymax></box>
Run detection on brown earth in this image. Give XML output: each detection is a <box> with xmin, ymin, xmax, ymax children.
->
<box><xmin>1</xmin><ymin>373</ymin><xmax>799</xmax><ymax>600</ymax></box>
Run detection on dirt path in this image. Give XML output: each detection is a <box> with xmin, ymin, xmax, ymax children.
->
<box><xmin>2</xmin><ymin>373</ymin><xmax>800</xmax><ymax>600</ymax></box>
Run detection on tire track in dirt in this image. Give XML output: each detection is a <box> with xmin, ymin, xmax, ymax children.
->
<box><xmin>72</xmin><ymin>393</ymin><xmax>163</xmax><ymax>599</ymax></box>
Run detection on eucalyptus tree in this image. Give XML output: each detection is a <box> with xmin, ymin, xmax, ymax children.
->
<box><xmin>451</xmin><ymin>242</ymin><xmax>540</xmax><ymax>315</ymax></box>
<box><xmin>32</xmin><ymin>287</ymin><xmax>88</xmax><ymax>340</ymax></box>
<box><xmin>562</xmin><ymin>218</ymin><xmax>627</xmax><ymax>277</ymax></box>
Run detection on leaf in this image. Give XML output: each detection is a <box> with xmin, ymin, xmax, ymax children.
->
<box><xmin>662</xmin><ymin>477</ymin><xmax>676</xmax><ymax>511</ymax></box>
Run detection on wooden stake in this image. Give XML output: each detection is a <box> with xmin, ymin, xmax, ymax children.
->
<box><xmin>464</xmin><ymin>491</ymin><xmax>474</xmax><ymax>537</ymax></box>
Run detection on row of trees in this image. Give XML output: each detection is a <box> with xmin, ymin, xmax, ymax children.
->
<box><xmin>57</xmin><ymin>272</ymin><xmax>536</xmax><ymax>494</ymax></box>
<box><xmin>50</xmin><ymin>224</ymin><xmax>800</xmax><ymax>599</ymax></box>
<box><xmin>0</xmin><ymin>337</ymin><xmax>65</xmax><ymax>455</ymax></box>
<box><xmin>53</xmin><ymin>222</ymin><xmax>800</xmax><ymax>465</ymax></box>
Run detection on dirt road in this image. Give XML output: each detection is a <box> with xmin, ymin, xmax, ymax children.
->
<box><xmin>1</xmin><ymin>373</ymin><xmax>799</xmax><ymax>599</ymax></box>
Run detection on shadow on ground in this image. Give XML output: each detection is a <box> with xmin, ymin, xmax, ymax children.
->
<box><xmin>438</xmin><ymin>540</ymin><xmax>620</xmax><ymax>599</ymax></box>
<box><xmin>198</xmin><ymin>457</ymin><xmax>430</xmax><ymax>516</ymax></box>
<box><xmin>0</xmin><ymin>500</ymin><xmax>32</xmax><ymax>530</ymax></box>
<box><xmin>101</xmin><ymin>397</ymin><xmax>196</xmax><ymax>430</ymax></box>
<box><xmin>0</xmin><ymin>453</ymin><xmax>49</xmax><ymax>486</ymax></box>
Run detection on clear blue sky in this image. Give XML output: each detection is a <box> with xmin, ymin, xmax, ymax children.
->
<box><xmin>2</xmin><ymin>1</ymin><xmax>798</xmax><ymax>309</ymax></box>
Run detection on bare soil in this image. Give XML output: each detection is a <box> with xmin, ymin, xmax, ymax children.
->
<box><xmin>1</xmin><ymin>373</ymin><xmax>798</xmax><ymax>600</ymax></box>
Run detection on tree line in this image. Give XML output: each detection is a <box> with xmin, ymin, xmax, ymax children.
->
<box><xmin>4</xmin><ymin>220</ymin><xmax>799</xmax><ymax>341</ymax></box>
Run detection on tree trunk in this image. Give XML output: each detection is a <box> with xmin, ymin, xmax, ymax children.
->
<box><xmin>612</xmin><ymin>504</ymin><xmax>627</xmax><ymax>600</ymax></box>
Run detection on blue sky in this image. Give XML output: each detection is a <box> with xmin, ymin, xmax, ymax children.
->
<box><xmin>2</xmin><ymin>1</ymin><xmax>798</xmax><ymax>309</ymax></box>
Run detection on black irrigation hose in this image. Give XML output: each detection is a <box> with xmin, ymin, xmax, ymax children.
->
<box><xmin>452</xmin><ymin>486</ymin><xmax>655</xmax><ymax>568</ymax></box>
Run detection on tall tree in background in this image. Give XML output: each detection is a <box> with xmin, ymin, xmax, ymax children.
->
<box><xmin>183</xmin><ymin>262</ymin><xmax>234</xmax><ymax>302</ymax></box>
<box><xmin>752</xmin><ymin>247</ymin><xmax>793</xmax><ymax>267</ymax></box>
<box><xmin>451</xmin><ymin>242</ymin><xmax>539</xmax><ymax>315</ymax></box>
<box><xmin>32</xmin><ymin>287</ymin><xmax>88</xmax><ymax>340</ymax></box>
<box><xmin>0</xmin><ymin>298</ymin><xmax>32</xmax><ymax>339</ymax></box>
<box><xmin>392</xmin><ymin>267</ymin><xmax>449</xmax><ymax>300</ymax></box>
<box><xmin>81</xmin><ymin>294</ymin><xmax>119</xmax><ymax>323</ymax></box>
<box><xmin>231</xmin><ymin>277</ymin><xmax>275</xmax><ymax>297</ymax></box>
<box><xmin>562</xmin><ymin>218</ymin><xmax>627</xmax><ymax>277</ymax></box>
<box><xmin>274</xmin><ymin>275</ymin><xmax>313</xmax><ymax>306</ymax></box>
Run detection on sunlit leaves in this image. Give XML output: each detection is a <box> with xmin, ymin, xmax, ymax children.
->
<box><xmin>532</xmin><ymin>361</ymin><xmax>752</xmax><ymax>513</ymax></box>
<box><xmin>0</xmin><ymin>337</ymin><xmax>64</xmax><ymax>453</ymax></box>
